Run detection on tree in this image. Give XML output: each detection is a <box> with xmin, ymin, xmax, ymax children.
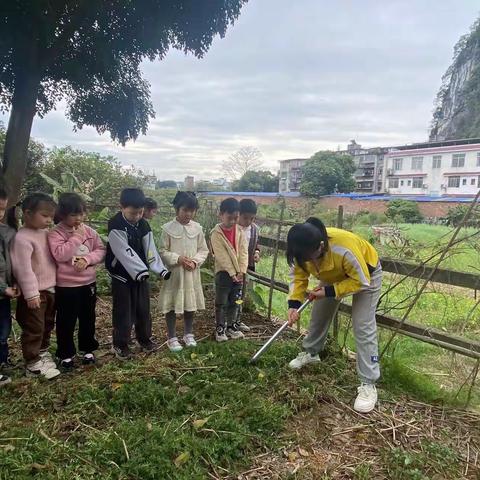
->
<box><xmin>156</xmin><ymin>180</ymin><xmax>178</xmax><ymax>189</ymax></box>
<box><xmin>222</xmin><ymin>146</ymin><xmax>263</xmax><ymax>180</ymax></box>
<box><xmin>299</xmin><ymin>151</ymin><xmax>356</xmax><ymax>197</ymax></box>
<box><xmin>0</xmin><ymin>1</ymin><xmax>248</xmax><ymax>202</ymax></box>
<box><xmin>231</xmin><ymin>170</ymin><xmax>279</xmax><ymax>192</ymax></box>
<box><xmin>385</xmin><ymin>200</ymin><xmax>423</xmax><ymax>224</ymax></box>
<box><xmin>195</xmin><ymin>180</ymin><xmax>216</xmax><ymax>192</ymax></box>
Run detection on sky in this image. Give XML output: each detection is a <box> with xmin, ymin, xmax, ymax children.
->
<box><xmin>4</xmin><ymin>0</ymin><xmax>480</xmax><ymax>181</ymax></box>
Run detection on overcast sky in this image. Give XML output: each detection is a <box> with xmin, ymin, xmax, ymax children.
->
<box><xmin>5</xmin><ymin>0</ymin><xmax>480</xmax><ymax>181</ymax></box>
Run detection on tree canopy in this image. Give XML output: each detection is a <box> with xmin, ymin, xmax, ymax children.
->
<box><xmin>299</xmin><ymin>151</ymin><xmax>356</xmax><ymax>197</ymax></box>
<box><xmin>0</xmin><ymin>1</ymin><xmax>248</xmax><ymax>202</ymax></box>
<box><xmin>222</xmin><ymin>146</ymin><xmax>263</xmax><ymax>180</ymax></box>
<box><xmin>231</xmin><ymin>170</ymin><xmax>279</xmax><ymax>192</ymax></box>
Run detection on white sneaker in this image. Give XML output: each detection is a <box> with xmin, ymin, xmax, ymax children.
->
<box><xmin>215</xmin><ymin>328</ymin><xmax>228</xmax><ymax>342</ymax></box>
<box><xmin>40</xmin><ymin>351</ymin><xmax>56</xmax><ymax>369</ymax></box>
<box><xmin>354</xmin><ymin>384</ymin><xmax>377</xmax><ymax>413</ymax></box>
<box><xmin>238</xmin><ymin>322</ymin><xmax>251</xmax><ymax>332</ymax></box>
<box><xmin>26</xmin><ymin>359</ymin><xmax>61</xmax><ymax>380</ymax></box>
<box><xmin>226</xmin><ymin>327</ymin><xmax>245</xmax><ymax>340</ymax></box>
<box><xmin>167</xmin><ymin>337</ymin><xmax>183</xmax><ymax>352</ymax></box>
<box><xmin>0</xmin><ymin>374</ymin><xmax>11</xmax><ymax>387</ymax></box>
<box><xmin>288</xmin><ymin>351</ymin><xmax>321</xmax><ymax>370</ymax></box>
<box><xmin>183</xmin><ymin>334</ymin><xmax>197</xmax><ymax>348</ymax></box>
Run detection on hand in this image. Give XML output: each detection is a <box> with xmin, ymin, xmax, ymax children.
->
<box><xmin>308</xmin><ymin>286</ymin><xmax>326</xmax><ymax>300</ymax></box>
<box><xmin>185</xmin><ymin>259</ymin><xmax>197</xmax><ymax>271</ymax></box>
<box><xmin>4</xmin><ymin>287</ymin><xmax>18</xmax><ymax>298</ymax></box>
<box><xmin>13</xmin><ymin>284</ymin><xmax>21</xmax><ymax>297</ymax></box>
<box><xmin>27</xmin><ymin>297</ymin><xmax>41</xmax><ymax>310</ymax></box>
<box><xmin>288</xmin><ymin>308</ymin><xmax>300</xmax><ymax>326</ymax></box>
<box><xmin>254</xmin><ymin>251</ymin><xmax>260</xmax><ymax>262</ymax></box>
<box><xmin>73</xmin><ymin>257</ymin><xmax>88</xmax><ymax>271</ymax></box>
<box><xmin>74</xmin><ymin>224</ymin><xmax>86</xmax><ymax>236</ymax></box>
<box><xmin>232</xmin><ymin>273</ymin><xmax>243</xmax><ymax>283</ymax></box>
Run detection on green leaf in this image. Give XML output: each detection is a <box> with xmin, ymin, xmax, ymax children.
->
<box><xmin>174</xmin><ymin>451</ymin><xmax>190</xmax><ymax>467</ymax></box>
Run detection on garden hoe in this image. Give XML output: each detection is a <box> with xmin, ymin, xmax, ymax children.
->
<box><xmin>250</xmin><ymin>293</ymin><xmax>316</xmax><ymax>364</ymax></box>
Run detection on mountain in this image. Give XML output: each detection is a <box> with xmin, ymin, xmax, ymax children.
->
<box><xmin>430</xmin><ymin>19</ymin><xmax>480</xmax><ymax>140</ymax></box>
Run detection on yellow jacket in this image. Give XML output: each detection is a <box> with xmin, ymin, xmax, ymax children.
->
<box><xmin>210</xmin><ymin>224</ymin><xmax>248</xmax><ymax>276</ymax></box>
<box><xmin>288</xmin><ymin>228</ymin><xmax>379</xmax><ymax>307</ymax></box>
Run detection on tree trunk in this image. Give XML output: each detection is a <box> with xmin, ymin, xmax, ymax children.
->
<box><xmin>1</xmin><ymin>73</ymin><xmax>40</xmax><ymax>204</ymax></box>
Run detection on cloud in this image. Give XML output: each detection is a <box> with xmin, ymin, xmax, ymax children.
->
<box><xmin>3</xmin><ymin>0</ymin><xmax>480</xmax><ymax>180</ymax></box>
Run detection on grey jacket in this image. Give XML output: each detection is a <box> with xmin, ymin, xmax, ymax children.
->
<box><xmin>0</xmin><ymin>223</ymin><xmax>15</xmax><ymax>298</ymax></box>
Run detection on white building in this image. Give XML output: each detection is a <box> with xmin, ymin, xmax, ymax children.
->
<box><xmin>279</xmin><ymin>158</ymin><xmax>308</xmax><ymax>193</ymax></box>
<box><xmin>384</xmin><ymin>138</ymin><xmax>480</xmax><ymax>196</ymax></box>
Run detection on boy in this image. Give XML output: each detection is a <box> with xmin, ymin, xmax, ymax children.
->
<box><xmin>210</xmin><ymin>197</ymin><xmax>248</xmax><ymax>342</ymax></box>
<box><xmin>106</xmin><ymin>188</ymin><xmax>170</xmax><ymax>360</ymax></box>
<box><xmin>237</xmin><ymin>198</ymin><xmax>261</xmax><ymax>332</ymax></box>
<box><xmin>143</xmin><ymin>197</ymin><xmax>158</xmax><ymax>220</ymax></box>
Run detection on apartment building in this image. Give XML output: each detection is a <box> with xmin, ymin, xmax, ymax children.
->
<box><xmin>348</xmin><ymin>140</ymin><xmax>387</xmax><ymax>193</ymax></box>
<box><xmin>279</xmin><ymin>158</ymin><xmax>308</xmax><ymax>193</ymax></box>
<box><xmin>384</xmin><ymin>138</ymin><xmax>480</xmax><ymax>196</ymax></box>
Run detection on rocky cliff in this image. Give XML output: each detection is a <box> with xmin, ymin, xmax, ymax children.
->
<box><xmin>430</xmin><ymin>19</ymin><xmax>480</xmax><ymax>140</ymax></box>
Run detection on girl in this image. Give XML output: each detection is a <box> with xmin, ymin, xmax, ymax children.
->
<box><xmin>0</xmin><ymin>188</ymin><xmax>20</xmax><ymax>386</ymax></box>
<box><xmin>48</xmin><ymin>193</ymin><xmax>105</xmax><ymax>369</ymax></box>
<box><xmin>158</xmin><ymin>192</ymin><xmax>209</xmax><ymax>352</ymax></box>
<box><xmin>286</xmin><ymin>217</ymin><xmax>382</xmax><ymax>413</ymax></box>
<box><xmin>10</xmin><ymin>193</ymin><xmax>60</xmax><ymax>380</ymax></box>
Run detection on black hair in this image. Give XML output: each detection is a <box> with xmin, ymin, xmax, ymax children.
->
<box><xmin>172</xmin><ymin>191</ymin><xmax>199</xmax><ymax>211</ymax></box>
<box><xmin>120</xmin><ymin>188</ymin><xmax>145</xmax><ymax>208</ymax></box>
<box><xmin>57</xmin><ymin>193</ymin><xmax>86</xmax><ymax>220</ymax></box>
<box><xmin>144</xmin><ymin>197</ymin><xmax>158</xmax><ymax>210</ymax></box>
<box><xmin>219</xmin><ymin>197</ymin><xmax>240</xmax><ymax>214</ymax></box>
<box><xmin>0</xmin><ymin>188</ymin><xmax>7</xmax><ymax>200</ymax></box>
<box><xmin>239</xmin><ymin>198</ymin><xmax>257</xmax><ymax>215</ymax></box>
<box><xmin>7</xmin><ymin>193</ymin><xmax>56</xmax><ymax>231</ymax></box>
<box><xmin>286</xmin><ymin>217</ymin><xmax>329</xmax><ymax>270</ymax></box>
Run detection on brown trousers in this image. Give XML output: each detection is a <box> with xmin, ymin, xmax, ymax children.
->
<box><xmin>16</xmin><ymin>291</ymin><xmax>55</xmax><ymax>364</ymax></box>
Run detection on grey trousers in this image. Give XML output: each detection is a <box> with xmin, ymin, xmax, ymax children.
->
<box><xmin>302</xmin><ymin>265</ymin><xmax>382</xmax><ymax>384</ymax></box>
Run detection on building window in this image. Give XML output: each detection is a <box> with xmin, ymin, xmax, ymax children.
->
<box><xmin>411</xmin><ymin>156</ymin><xmax>423</xmax><ymax>170</ymax></box>
<box><xmin>389</xmin><ymin>178</ymin><xmax>399</xmax><ymax>188</ymax></box>
<box><xmin>462</xmin><ymin>178</ymin><xmax>467</xmax><ymax>186</ymax></box>
<box><xmin>393</xmin><ymin>158</ymin><xmax>403</xmax><ymax>171</ymax></box>
<box><xmin>448</xmin><ymin>176</ymin><xmax>460</xmax><ymax>188</ymax></box>
<box><xmin>407</xmin><ymin>180</ymin><xmax>412</xmax><ymax>186</ymax></box>
<box><xmin>433</xmin><ymin>155</ymin><xmax>442</xmax><ymax>168</ymax></box>
<box><xmin>471</xmin><ymin>178</ymin><xmax>476</xmax><ymax>185</ymax></box>
<box><xmin>400</xmin><ymin>180</ymin><xmax>404</xmax><ymax>186</ymax></box>
<box><xmin>452</xmin><ymin>153</ymin><xmax>465</xmax><ymax>168</ymax></box>
<box><xmin>412</xmin><ymin>178</ymin><xmax>423</xmax><ymax>188</ymax></box>
<box><xmin>477</xmin><ymin>153</ymin><xmax>480</xmax><ymax>167</ymax></box>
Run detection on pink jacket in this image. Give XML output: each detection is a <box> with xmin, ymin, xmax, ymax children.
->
<box><xmin>10</xmin><ymin>228</ymin><xmax>57</xmax><ymax>300</ymax></box>
<box><xmin>48</xmin><ymin>223</ymin><xmax>105</xmax><ymax>288</ymax></box>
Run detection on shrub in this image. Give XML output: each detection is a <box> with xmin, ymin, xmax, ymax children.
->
<box><xmin>386</xmin><ymin>200</ymin><xmax>423</xmax><ymax>223</ymax></box>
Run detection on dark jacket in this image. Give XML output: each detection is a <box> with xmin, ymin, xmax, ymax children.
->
<box><xmin>105</xmin><ymin>212</ymin><xmax>170</xmax><ymax>284</ymax></box>
<box><xmin>0</xmin><ymin>223</ymin><xmax>15</xmax><ymax>299</ymax></box>
<box><xmin>247</xmin><ymin>223</ymin><xmax>260</xmax><ymax>270</ymax></box>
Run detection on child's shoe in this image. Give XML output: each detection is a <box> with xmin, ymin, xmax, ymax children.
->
<box><xmin>26</xmin><ymin>359</ymin><xmax>61</xmax><ymax>380</ymax></box>
<box><xmin>226</xmin><ymin>324</ymin><xmax>245</xmax><ymax>340</ymax></box>
<box><xmin>140</xmin><ymin>340</ymin><xmax>159</xmax><ymax>353</ymax></box>
<box><xmin>238</xmin><ymin>322</ymin><xmax>251</xmax><ymax>332</ymax></box>
<box><xmin>82</xmin><ymin>353</ymin><xmax>96</xmax><ymax>365</ymax></box>
<box><xmin>110</xmin><ymin>346</ymin><xmax>133</xmax><ymax>361</ymax></box>
<box><xmin>60</xmin><ymin>358</ymin><xmax>75</xmax><ymax>370</ymax></box>
<box><xmin>183</xmin><ymin>334</ymin><xmax>197</xmax><ymax>348</ymax></box>
<box><xmin>215</xmin><ymin>327</ymin><xmax>228</xmax><ymax>343</ymax></box>
<box><xmin>0</xmin><ymin>374</ymin><xmax>11</xmax><ymax>387</ymax></box>
<box><xmin>39</xmin><ymin>351</ymin><xmax>57</xmax><ymax>369</ymax></box>
<box><xmin>167</xmin><ymin>337</ymin><xmax>183</xmax><ymax>352</ymax></box>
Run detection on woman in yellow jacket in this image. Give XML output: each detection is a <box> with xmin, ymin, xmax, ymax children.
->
<box><xmin>287</xmin><ymin>217</ymin><xmax>382</xmax><ymax>413</ymax></box>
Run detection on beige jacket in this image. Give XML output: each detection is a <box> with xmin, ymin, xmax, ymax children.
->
<box><xmin>210</xmin><ymin>224</ymin><xmax>248</xmax><ymax>276</ymax></box>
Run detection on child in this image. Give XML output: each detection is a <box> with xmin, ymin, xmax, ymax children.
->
<box><xmin>0</xmin><ymin>189</ymin><xmax>20</xmax><ymax>386</ymax></box>
<box><xmin>158</xmin><ymin>192</ymin><xmax>209</xmax><ymax>352</ymax></box>
<box><xmin>10</xmin><ymin>193</ymin><xmax>60</xmax><ymax>379</ymax></box>
<box><xmin>105</xmin><ymin>188</ymin><xmax>170</xmax><ymax>360</ymax></box>
<box><xmin>210</xmin><ymin>197</ymin><xmax>248</xmax><ymax>342</ymax></box>
<box><xmin>143</xmin><ymin>197</ymin><xmax>158</xmax><ymax>220</ymax></box>
<box><xmin>237</xmin><ymin>198</ymin><xmax>261</xmax><ymax>332</ymax></box>
<box><xmin>48</xmin><ymin>193</ymin><xmax>106</xmax><ymax>369</ymax></box>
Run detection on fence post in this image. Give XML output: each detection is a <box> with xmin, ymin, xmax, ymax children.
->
<box><xmin>267</xmin><ymin>200</ymin><xmax>285</xmax><ymax>321</ymax></box>
<box><xmin>332</xmin><ymin>205</ymin><xmax>344</xmax><ymax>341</ymax></box>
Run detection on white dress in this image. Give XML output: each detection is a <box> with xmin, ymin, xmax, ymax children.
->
<box><xmin>158</xmin><ymin>219</ymin><xmax>209</xmax><ymax>314</ymax></box>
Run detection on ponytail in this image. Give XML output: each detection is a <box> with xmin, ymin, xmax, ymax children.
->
<box><xmin>6</xmin><ymin>204</ymin><xmax>20</xmax><ymax>231</ymax></box>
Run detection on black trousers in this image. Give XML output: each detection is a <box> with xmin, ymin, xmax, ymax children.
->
<box><xmin>112</xmin><ymin>278</ymin><xmax>150</xmax><ymax>349</ymax></box>
<box><xmin>56</xmin><ymin>283</ymin><xmax>99</xmax><ymax>359</ymax></box>
<box><xmin>215</xmin><ymin>271</ymin><xmax>242</xmax><ymax>329</ymax></box>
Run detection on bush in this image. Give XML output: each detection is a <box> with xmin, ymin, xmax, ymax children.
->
<box><xmin>444</xmin><ymin>204</ymin><xmax>480</xmax><ymax>228</ymax></box>
<box><xmin>386</xmin><ymin>200</ymin><xmax>423</xmax><ymax>223</ymax></box>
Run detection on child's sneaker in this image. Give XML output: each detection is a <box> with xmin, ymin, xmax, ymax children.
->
<box><xmin>183</xmin><ymin>334</ymin><xmax>197</xmax><ymax>348</ymax></box>
<box><xmin>110</xmin><ymin>346</ymin><xmax>133</xmax><ymax>361</ymax></box>
<box><xmin>238</xmin><ymin>322</ymin><xmax>251</xmax><ymax>332</ymax></box>
<box><xmin>354</xmin><ymin>384</ymin><xmax>378</xmax><ymax>413</ymax></box>
<box><xmin>40</xmin><ymin>351</ymin><xmax>56</xmax><ymax>369</ymax></box>
<box><xmin>226</xmin><ymin>324</ymin><xmax>245</xmax><ymax>340</ymax></box>
<box><xmin>288</xmin><ymin>351</ymin><xmax>321</xmax><ymax>370</ymax></box>
<box><xmin>167</xmin><ymin>337</ymin><xmax>183</xmax><ymax>352</ymax></box>
<box><xmin>60</xmin><ymin>358</ymin><xmax>75</xmax><ymax>370</ymax></box>
<box><xmin>140</xmin><ymin>340</ymin><xmax>159</xmax><ymax>353</ymax></box>
<box><xmin>0</xmin><ymin>374</ymin><xmax>11</xmax><ymax>386</ymax></box>
<box><xmin>26</xmin><ymin>359</ymin><xmax>61</xmax><ymax>380</ymax></box>
<box><xmin>215</xmin><ymin>327</ymin><xmax>228</xmax><ymax>342</ymax></box>
<box><xmin>82</xmin><ymin>353</ymin><xmax>96</xmax><ymax>365</ymax></box>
